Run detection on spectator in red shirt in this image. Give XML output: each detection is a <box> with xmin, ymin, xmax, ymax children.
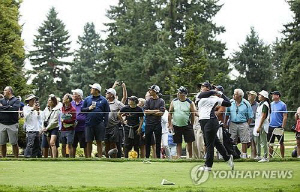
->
<box><xmin>60</xmin><ymin>94</ymin><xmax>77</xmax><ymax>158</ymax></box>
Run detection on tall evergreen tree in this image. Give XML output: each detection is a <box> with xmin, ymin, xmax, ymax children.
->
<box><xmin>163</xmin><ymin>0</ymin><xmax>230</xmax><ymax>87</ymax></box>
<box><xmin>28</xmin><ymin>7</ymin><xmax>72</xmax><ymax>107</ymax></box>
<box><xmin>0</xmin><ymin>0</ymin><xmax>31</xmax><ymax>96</ymax></box>
<box><xmin>276</xmin><ymin>0</ymin><xmax>300</xmax><ymax>110</ymax></box>
<box><xmin>70</xmin><ymin>22</ymin><xmax>104</xmax><ymax>96</ymax></box>
<box><xmin>104</xmin><ymin>0</ymin><xmax>175</xmax><ymax>96</ymax></box>
<box><xmin>172</xmin><ymin>25</ymin><xmax>208</xmax><ymax>94</ymax></box>
<box><xmin>231</xmin><ymin>27</ymin><xmax>274</xmax><ymax>92</ymax></box>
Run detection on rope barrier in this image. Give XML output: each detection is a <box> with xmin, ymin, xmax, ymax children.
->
<box><xmin>0</xmin><ymin>110</ymin><xmax>296</xmax><ymax>114</ymax></box>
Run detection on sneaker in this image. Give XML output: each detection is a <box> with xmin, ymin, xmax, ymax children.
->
<box><xmin>199</xmin><ymin>166</ymin><xmax>212</xmax><ymax>171</ymax></box>
<box><xmin>241</xmin><ymin>153</ymin><xmax>247</xmax><ymax>159</ymax></box>
<box><xmin>227</xmin><ymin>155</ymin><xmax>234</xmax><ymax>170</ymax></box>
<box><xmin>108</xmin><ymin>148</ymin><xmax>118</xmax><ymax>158</ymax></box>
<box><xmin>254</xmin><ymin>156</ymin><xmax>261</xmax><ymax>160</ymax></box>
<box><xmin>258</xmin><ymin>158</ymin><xmax>269</xmax><ymax>163</ymax></box>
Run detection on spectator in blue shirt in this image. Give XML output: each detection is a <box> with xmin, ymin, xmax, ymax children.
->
<box><xmin>82</xmin><ymin>83</ymin><xmax>110</xmax><ymax>158</ymax></box>
<box><xmin>225</xmin><ymin>88</ymin><xmax>253</xmax><ymax>159</ymax></box>
<box><xmin>268</xmin><ymin>91</ymin><xmax>287</xmax><ymax>158</ymax></box>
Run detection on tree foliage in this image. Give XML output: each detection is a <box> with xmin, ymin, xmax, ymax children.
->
<box><xmin>0</xmin><ymin>0</ymin><xmax>31</xmax><ymax>96</ymax></box>
<box><xmin>28</xmin><ymin>7</ymin><xmax>72</xmax><ymax>107</ymax></box>
<box><xmin>172</xmin><ymin>25</ymin><xmax>208</xmax><ymax>94</ymax></box>
<box><xmin>231</xmin><ymin>27</ymin><xmax>274</xmax><ymax>92</ymax></box>
<box><xmin>70</xmin><ymin>22</ymin><xmax>105</xmax><ymax>96</ymax></box>
<box><xmin>276</xmin><ymin>0</ymin><xmax>300</xmax><ymax>110</ymax></box>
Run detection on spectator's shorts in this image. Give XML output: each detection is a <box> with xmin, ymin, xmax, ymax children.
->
<box><xmin>41</xmin><ymin>130</ymin><xmax>60</xmax><ymax>148</ymax></box>
<box><xmin>72</xmin><ymin>131</ymin><xmax>86</xmax><ymax>148</ymax></box>
<box><xmin>249</xmin><ymin>125</ymin><xmax>255</xmax><ymax>141</ymax></box>
<box><xmin>229</xmin><ymin>122</ymin><xmax>250</xmax><ymax>143</ymax></box>
<box><xmin>267</xmin><ymin>127</ymin><xmax>284</xmax><ymax>144</ymax></box>
<box><xmin>85</xmin><ymin>122</ymin><xmax>105</xmax><ymax>142</ymax></box>
<box><xmin>0</xmin><ymin>123</ymin><xmax>18</xmax><ymax>145</ymax></box>
<box><xmin>60</xmin><ymin>130</ymin><xmax>75</xmax><ymax>145</ymax></box>
<box><xmin>139</xmin><ymin>132</ymin><xmax>155</xmax><ymax>146</ymax></box>
<box><xmin>173</xmin><ymin>124</ymin><xmax>195</xmax><ymax>143</ymax></box>
<box><xmin>105</xmin><ymin>125</ymin><xmax>119</xmax><ymax>143</ymax></box>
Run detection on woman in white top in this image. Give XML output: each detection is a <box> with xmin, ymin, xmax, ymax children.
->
<box><xmin>42</xmin><ymin>95</ymin><xmax>60</xmax><ymax>158</ymax></box>
<box><xmin>253</xmin><ymin>90</ymin><xmax>271</xmax><ymax>162</ymax></box>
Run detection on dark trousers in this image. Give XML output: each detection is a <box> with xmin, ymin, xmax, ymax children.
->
<box><xmin>24</xmin><ymin>131</ymin><xmax>42</xmax><ymax>158</ymax></box>
<box><xmin>124</xmin><ymin>125</ymin><xmax>140</xmax><ymax>158</ymax></box>
<box><xmin>116</xmin><ymin>126</ymin><xmax>124</xmax><ymax>158</ymax></box>
<box><xmin>145</xmin><ymin>123</ymin><xmax>162</xmax><ymax>158</ymax></box>
<box><xmin>200</xmin><ymin>118</ymin><xmax>229</xmax><ymax>167</ymax></box>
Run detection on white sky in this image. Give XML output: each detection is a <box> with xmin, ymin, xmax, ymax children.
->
<box><xmin>20</xmin><ymin>0</ymin><xmax>293</xmax><ymax>69</ymax></box>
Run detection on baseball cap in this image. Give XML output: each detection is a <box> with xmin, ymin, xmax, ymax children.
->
<box><xmin>270</xmin><ymin>91</ymin><xmax>281</xmax><ymax>97</ymax></box>
<box><xmin>105</xmin><ymin>88</ymin><xmax>116</xmax><ymax>96</ymax></box>
<box><xmin>215</xmin><ymin>85</ymin><xmax>224</xmax><ymax>92</ymax></box>
<box><xmin>89</xmin><ymin>83</ymin><xmax>101</xmax><ymax>92</ymax></box>
<box><xmin>199</xmin><ymin>82</ymin><xmax>212</xmax><ymax>90</ymax></box>
<box><xmin>25</xmin><ymin>94</ymin><xmax>36</xmax><ymax>101</ymax></box>
<box><xmin>247</xmin><ymin>90</ymin><xmax>257</xmax><ymax>96</ymax></box>
<box><xmin>258</xmin><ymin>90</ymin><xmax>269</xmax><ymax>98</ymax></box>
<box><xmin>177</xmin><ymin>86</ymin><xmax>188</xmax><ymax>94</ymax></box>
<box><xmin>72</xmin><ymin>89</ymin><xmax>83</xmax><ymax>98</ymax></box>
<box><xmin>149</xmin><ymin>85</ymin><xmax>160</xmax><ymax>93</ymax></box>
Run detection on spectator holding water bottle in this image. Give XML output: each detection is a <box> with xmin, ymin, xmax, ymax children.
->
<box><xmin>82</xmin><ymin>83</ymin><xmax>110</xmax><ymax>158</ymax></box>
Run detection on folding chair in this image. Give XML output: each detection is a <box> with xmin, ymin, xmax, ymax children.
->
<box><xmin>268</xmin><ymin>128</ymin><xmax>284</xmax><ymax>158</ymax></box>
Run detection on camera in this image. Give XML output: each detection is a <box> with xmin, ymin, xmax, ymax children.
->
<box><xmin>44</xmin><ymin>121</ymin><xmax>48</xmax><ymax>128</ymax></box>
<box><xmin>117</xmin><ymin>80</ymin><xmax>124</xmax><ymax>86</ymax></box>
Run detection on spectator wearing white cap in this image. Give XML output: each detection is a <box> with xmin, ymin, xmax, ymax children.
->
<box><xmin>253</xmin><ymin>90</ymin><xmax>271</xmax><ymax>162</ymax></box>
<box><xmin>104</xmin><ymin>87</ymin><xmax>124</xmax><ymax>158</ymax></box>
<box><xmin>23</xmin><ymin>94</ymin><xmax>42</xmax><ymax>158</ymax></box>
<box><xmin>81</xmin><ymin>83</ymin><xmax>110</xmax><ymax>158</ymax></box>
<box><xmin>111</xmin><ymin>81</ymin><xmax>128</xmax><ymax>158</ymax></box>
<box><xmin>71</xmin><ymin>89</ymin><xmax>87</xmax><ymax>157</ymax></box>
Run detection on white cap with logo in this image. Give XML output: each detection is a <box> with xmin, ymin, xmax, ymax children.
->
<box><xmin>258</xmin><ymin>90</ymin><xmax>269</xmax><ymax>98</ymax></box>
<box><xmin>89</xmin><ymin>83</ymin><xmax>101</xmax><ymax>92</ymax></box>
<box><xmin>106</xmin><ymin>88</ymin><xmax>116</xmax><ymax>96</ymax></box>
<box><xmin>72</xmin><ymin>89</ymin><xmax>83</xmax><ymax>98</ymax></box>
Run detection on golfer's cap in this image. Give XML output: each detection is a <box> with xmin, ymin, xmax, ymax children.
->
<box><xmin>72</xmin><ymin>89</ymin><xmax>83</xmax><ymax>98</ymax></box>
<box><xmin>200</xmin><ymin>82</ymin><xmax>212</xmax><ymax>89</ymax></box>
<box><xmin>89</xmin><ymin>83</ymin><xmax>101</xmax><ymax>92</ymax></box>
<box><xmin>270</xmin><ymin>91</ymin><xmax>281</xmax><ymax>97</ymax></box>
<box><xmin>215</xmin><ymin>85</ymin><xmax>224</xmax><ymax>92</ymax></box>
<box><xmin>105</xmin><ymin>88</ymin><xmax>116</xmax><ymax>96</ymax></box>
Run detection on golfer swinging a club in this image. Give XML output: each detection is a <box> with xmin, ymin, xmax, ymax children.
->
<box><xmin>197</xmin><ymin>82</ymin><xmax>234</xmax><ymax>171</ymax></box>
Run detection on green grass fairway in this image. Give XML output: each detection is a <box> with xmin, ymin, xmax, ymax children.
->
<box><xmin>0</xmin><ymin>160</ymin><xmax>300</xmax><ymax>191</ymax></box>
